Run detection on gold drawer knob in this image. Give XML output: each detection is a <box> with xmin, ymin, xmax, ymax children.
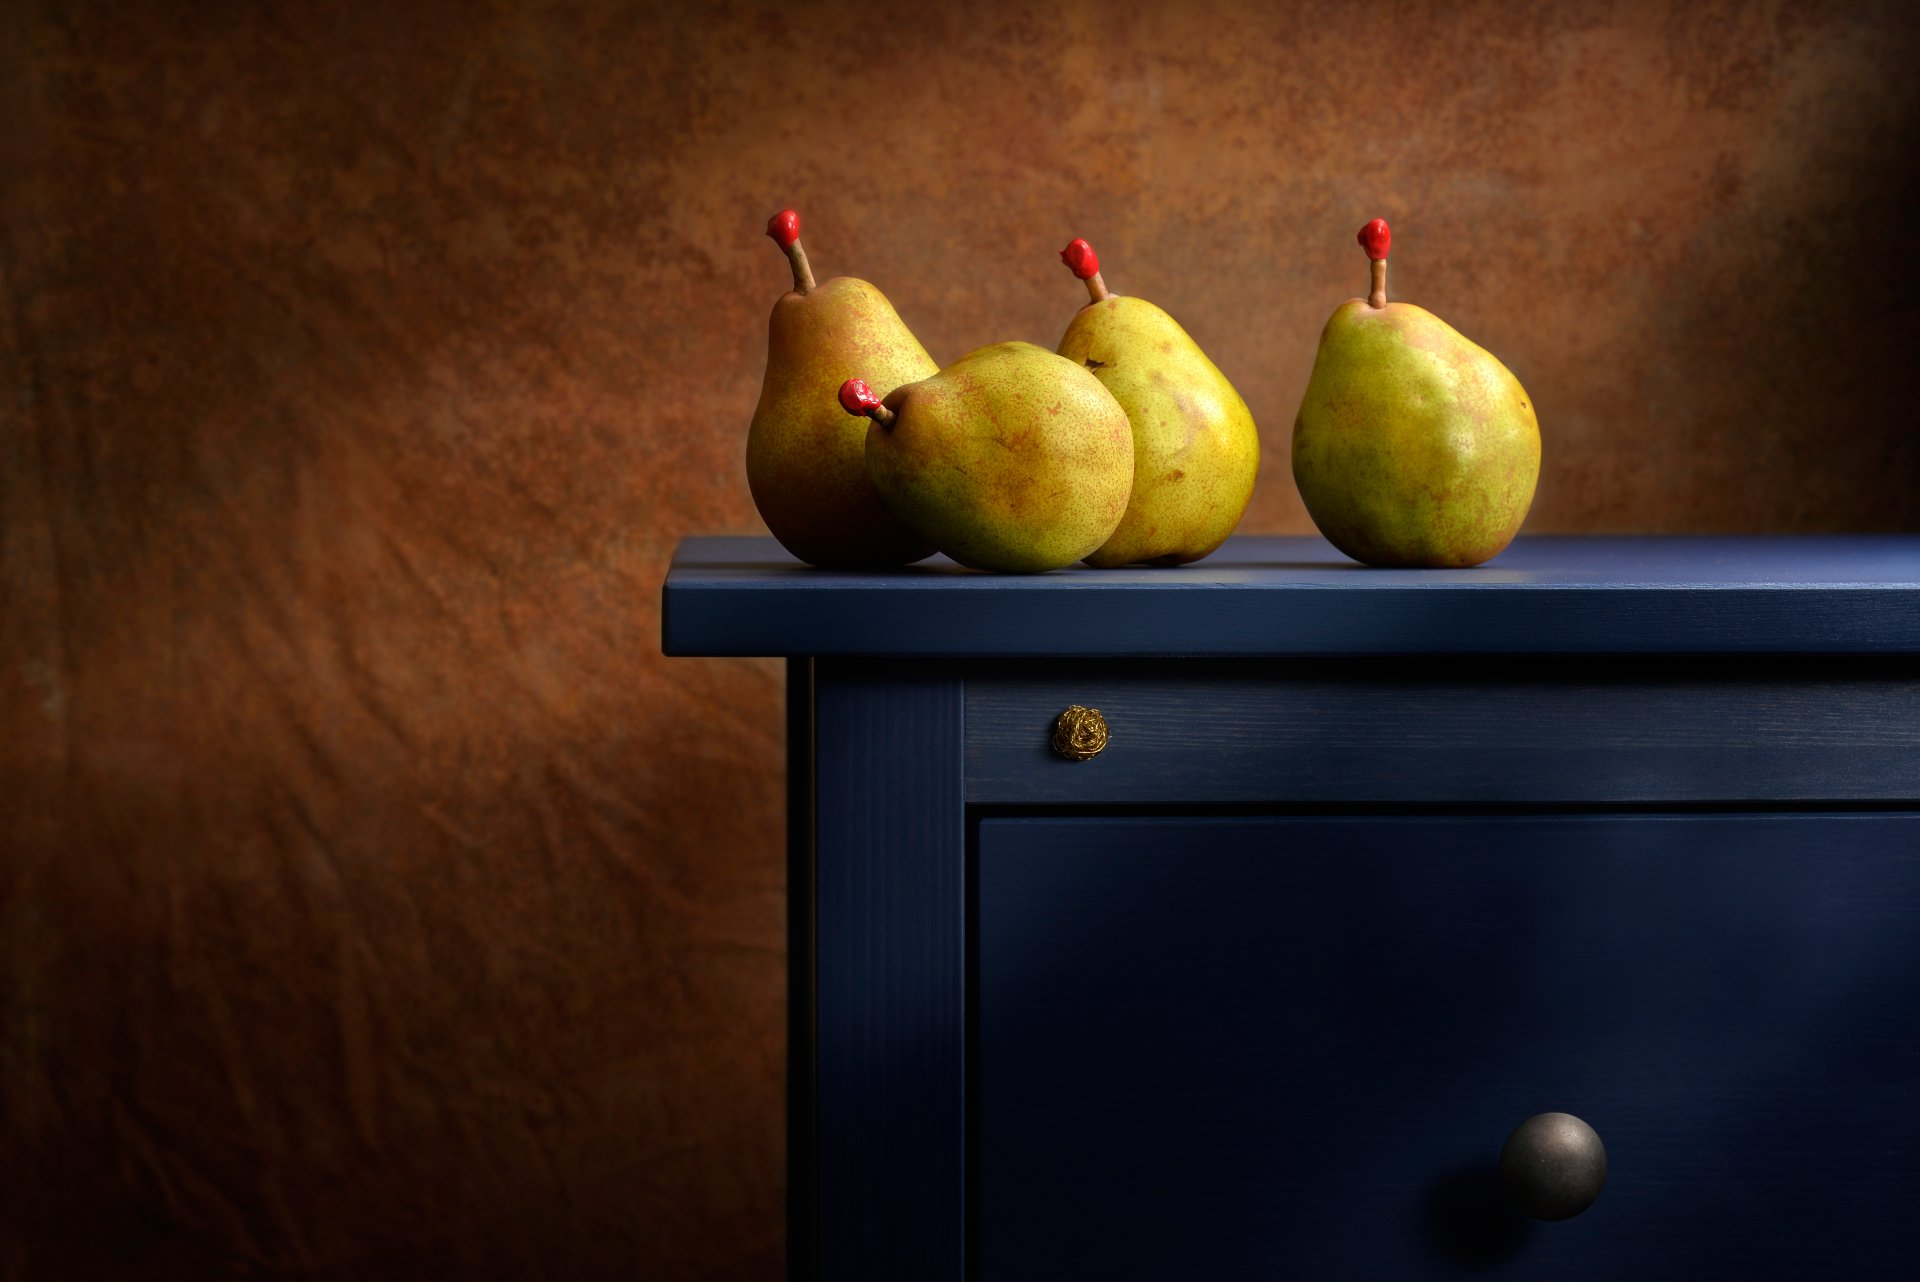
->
<box><xmin>1051</xmin><ymin>705</ymin><xmax>1110</xmax><ymax>762</ymax></box>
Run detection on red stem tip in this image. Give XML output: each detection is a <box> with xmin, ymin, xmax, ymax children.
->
<box><xmin>1357</xmin><ymin>218</ymin><xmax>1390</xmax><ymax>261</ymax></box>
<box><xmin>767</xmin><ymin>209</ymin><xmax>801</xmax><ymax>250</ymax></box>
<box><xmin>838</xmin><ymin>378</ymin><xmax>882</xmax><ymax>417</ymax></box>
<box><xmin>1060</xmin><ymin>237</ymin><xmax>1100</xmax><ymax>280</ymax></box>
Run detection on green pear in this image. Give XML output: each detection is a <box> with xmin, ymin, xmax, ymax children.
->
<box><xmin>838</xmin><ymin>342</ymin><xmax>1133</xmax><ymax>573</ymax></box>
<box><xmin>1291</xmin><ymin>219</ymin><xmax>1540</xmax><ymax>568</ymax></box>
<box><xmin>1055</xmin><ymin>238</ymin><xmax>1260</xmax><ymax>566</ymax></box>
<box><xmin>747</xmin><ymin>210</ymin><xmax>938</xmax><ymax>567</ymax></box>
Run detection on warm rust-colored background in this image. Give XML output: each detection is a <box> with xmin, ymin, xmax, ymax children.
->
<box><xmin>4</xmin><ymin>1</ymin><xmax>1917</xmax><ymax>1277</ymax></box>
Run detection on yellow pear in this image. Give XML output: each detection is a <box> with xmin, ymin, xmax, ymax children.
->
<box><xmin>1292</xmin><ymin>219</ymin><xmax>1540</xmax><ymax>567</ymax></box>
<box><xmin>838</xmin><ymin>343</ymin><xmax>1133</xmax><ymax>573</ymax></box>
<box><xmin>746</xmin><ymin>210</ymin><xmax>937</xmax><ymax>567</ymax></box>
<box><xmin>1056</xmin><ymin>238</ymin><xmax>1259</xmax><ymax>566</ymax></box>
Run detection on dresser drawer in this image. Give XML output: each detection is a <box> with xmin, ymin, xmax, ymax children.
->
<box><xmin>965</xmin><ymin>661</ymin><xmax>1920</xmax><ymax>805</ymax></box>
<box><xmin>975</xmin><ymin>813</ymin><xmax>1920</xmax><ymax>1279</ymax></box>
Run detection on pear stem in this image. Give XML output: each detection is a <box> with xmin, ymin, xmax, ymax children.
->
<box><xmin>1368</xmin><ymin>259</ymin><xmax>1387</xmax><ymax>309</ymax></box>
<box><xmin>867</xmin><ymin>403</ymin><xmax>896</xmax><ymax>429</ymax></box>
<box><xmin>1084</xmin><ymin>271</ymin><xmax>1110</xmax><ymax>303</ymax></box>
<box><xmin>785</xmin><ymin>240</ymin><xmax>816</xmax><ymax>294</ymax></box>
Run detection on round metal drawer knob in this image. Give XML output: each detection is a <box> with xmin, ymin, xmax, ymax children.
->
<box><xmin>1051</xmin><ymin>705</ymin><xmax>1110</xmax><ymax>761</ymax></box>
<box><xmin>1499</xmin><ymin>1112</ymin><xmax>1607</xmax><ymax>1221</ymax></box>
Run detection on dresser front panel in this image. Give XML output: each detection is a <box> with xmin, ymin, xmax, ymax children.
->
<box><xmin>974</xmin><ymin>814</ymin><xmax>1920</xmax><ymax>1279</ymax></box>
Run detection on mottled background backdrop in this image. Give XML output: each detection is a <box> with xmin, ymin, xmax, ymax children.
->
<box><xmin>3</xmin><ymin>0</ymin><xmax>1916</xmax><ymax>1277</ymax></box>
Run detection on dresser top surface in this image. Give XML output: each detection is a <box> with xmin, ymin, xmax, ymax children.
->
<box><xmin>662</xmin><ymin>535</ymin><xmax>1920</xmax><ymax>657</ymax></box>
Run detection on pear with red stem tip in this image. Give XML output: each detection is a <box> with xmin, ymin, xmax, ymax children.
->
<box><xmin>1055</xmin><ymin>237</ymin><xmax>1260</xmax><ymax>566</ymax></box>
<box><xmin>837</xmin><ymin>342</ymin><xmax>1134</xmax><ymax>573</ymax></box>
<box><xmin>746</xmin><ymin>209</ymin><xmax>938</xmax><ymax>567</ymax></box>
<box><xmin>1290</xmin><ymin>219</ymin><xmax>1540</xmax><ymax>567</ymax></box>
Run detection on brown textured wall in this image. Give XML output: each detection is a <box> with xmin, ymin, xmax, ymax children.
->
<box><xmin>3</xmin><ymin>1</ymin><xmax>1916</xmax><ymax>1278</ymax></box>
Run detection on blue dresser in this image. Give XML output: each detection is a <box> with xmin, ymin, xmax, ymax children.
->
<box><xmin>663</xmin><ymin>536</ymin><xmax>1920</xmax><ymax>1280</ymax></box>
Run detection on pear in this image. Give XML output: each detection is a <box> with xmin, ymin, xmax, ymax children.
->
<box><xmin>1291</xmin><ymin>219</ymin><xmax>1540</xmax><ymax>568</ymax></box>
<box><xmin>747</xmin><ymin>209</ymin><xmax>938</xmax><ymax>567</ymax></box>
<box><xmin>838</xmin><ymin>343</ymin><xmax>1133</xmax><ymax>573</ymax></box>
<box><xmin>1055</xmin><ymin>238</ymin><xmax>1259</xmax><ymax>567</ymax></box>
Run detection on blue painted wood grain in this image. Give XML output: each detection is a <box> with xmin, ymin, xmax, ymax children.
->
<box><xmin>785</xmin><ymin>660</ymin><xmax>818</xmax><ymax>1280</ymax></box>
<box><xmin>976</xmin><ymin>813</ymin><xmax>1920</xmax><ymax>1279</ymax></box>
<box><xmin>662</xmin><ymin>535</ymin><xmax>1920</xmax><ymax>658</ymax></box>
<box><xmin>811</xmin><ymin>662</ymin><xmax>966</xmax><ymax>1280</ymax></box>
